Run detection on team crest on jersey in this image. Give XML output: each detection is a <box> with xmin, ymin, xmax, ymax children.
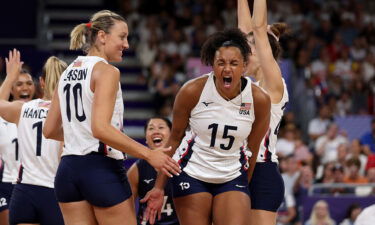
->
<box><xmin>73</xmin><ymin>60</ymin><xmax>82</xmax><ymax>67</ymax></box>
<box><xmin>239</xmin><ymin>103</ymin><xmax>251</xmax><ymax>115</ymax></box>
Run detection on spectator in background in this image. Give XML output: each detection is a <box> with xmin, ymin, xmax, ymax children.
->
<box><xmin>282</xmin><ymin>155</ymin><xmax>300</xmax><ymax>198</ymax></box>
<box><xmin>305</xmin><ymin>200</ymin><xmax>336</xmax><ymax>225</ymax></box>
<box><xmin>347</xmin><ymin>139</ymin><xmax>368</xmax><ymax>176</ymax></box>
<box><xmin>277</xmin><ymin>192</ymin><xmax>297</xmax><ymax>225</ymax></box>
<box><xmin>308</xmin><ymin>105</ymin><xmax>332</xmax><ymax>142</ymax></box>
<box><xmin>316</xmin><ymin>123</ymin><xmax>348</xmax><ymax>164</ymax></box>
<box><xmin>340</xmin><ymin>204</ymin><xmax>362</xmax><ymax>225</ymax></box>
<box><xmin>277</xmin><ymin>126</ymin><xmax>298</xmax><ymax>157</ymax></box>
<box><xmin>360</xmin><ymin>119</ymin><xmax>375</xmax><ymax>153</ymax></box>
<box><xmin>316</xmin><ymin>161</ymin><xmax>335</xmax><ymax>184</ymax></box>
<box><xmin>344</xmin><ymin>158</ymin><xmax>368</xmax><ymax>184</ymax></box>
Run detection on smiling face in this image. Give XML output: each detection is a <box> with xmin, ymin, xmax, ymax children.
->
<box><xmin>145</xmin><ymin>118</ymin><xmax>171</xmax><ymax>150</ymax></box>
<box><xmin>213</xmin><ymin>46</ymin><xmax>246</xmax><ymax>99</ymax></box>
<box><xmin>102</xmin><ymin>20</ymin><xmax>129</xmax><ymax>62</ymax></box>
<box><xmin>11</xmin><ymin>73</ymin><xmax>35</xmax><ymax>101</ymax></box>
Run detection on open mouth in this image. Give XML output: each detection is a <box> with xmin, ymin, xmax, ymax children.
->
<box><xmin>223</xmin><ymin>76</ymin><xmax>232</xmax><ymax>88</ymax></box>
<box><xmin>19</xmin><ymin>94</ymin><xmax>30</xmax><ymax>100</ymax></box>
<box><xmin>152</xmin><ymin>137</ymin><xmax>163</xmax><ymax>146</ymax></box>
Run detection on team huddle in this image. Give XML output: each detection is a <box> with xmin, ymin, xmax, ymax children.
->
<box><xmin>0</xmin><ymin>0</ymin><xmax>289</xmax><ymax>225</ymax></box>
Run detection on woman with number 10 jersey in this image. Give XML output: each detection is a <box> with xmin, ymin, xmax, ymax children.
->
<box><xmin>43</xmin><ymin>10</ymin><xmax>180</xmax><ymax>225</ymax></box>
<box><xmin>0</xmin><ymin>54</ymin><xmax>66</xmax><ymax>225</ymax></box>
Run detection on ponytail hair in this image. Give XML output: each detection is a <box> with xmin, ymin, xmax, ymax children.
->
<box><xmin>268</xmin><ymin>23</ymin><xmax>289</xmax><ymax>59</ymax></box>
<box><xmin>41</xmin><ymin>56</ymin><xmax>67</xmax><ymax>100</ymax></box>
<box><xmin>69</xmin><ymin>10</ymin><xmax>126</xmax><ymax>53</ymax></box>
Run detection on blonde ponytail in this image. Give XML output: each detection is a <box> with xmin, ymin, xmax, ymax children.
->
<box><xmin>70</xmin><ymin>23</ymin><xmax>89</xmax><ymax>51</ymax></box>
<box><xmin>42</xmin><ymin>56</ymin><xmax>67</xmax><ymax>100</ymax></box>
<box><xmin>69</xmin><ymin>10</ymin><xmax>126</xmax><ymax>53</ymax></box>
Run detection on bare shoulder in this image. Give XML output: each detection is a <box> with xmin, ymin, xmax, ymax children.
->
<box><xmin>251</xmin><ymin>83</ymin><xmax>270</xmax><ymax>106</ymax></box>
<box><xmin>175</xmin><ymin>74</ymin><xmax>209</xmax><ymax>110</ymax></box>
<box><xmin>92</xmin><ymin>61</ymin><xmax>120</xmax><ymax>80</ymax></box>
<box><xmin>180</xmin><ymin>75</ymin><xmax>208</xmax><ymax>96</ymax></box>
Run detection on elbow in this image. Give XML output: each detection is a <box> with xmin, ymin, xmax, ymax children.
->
<box><xmin>43</xmin><ymin>126</ymin><xmax>53</xmax><ymax>139</ymax></box>
<box><xmin>92</xmin><ymin>121</ymin><xmax>107</xmax><ymax>140</ymax></box>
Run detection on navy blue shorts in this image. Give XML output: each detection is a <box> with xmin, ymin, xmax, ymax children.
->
<box><xmin>0</xmin><ymin>182</ymin><xmax>14</xmax><ymax>212</ymax></box>
<box><xmin>171</xmin><ymin>171</ymin><xmax>250</xmax><ymax>198</ymax></box>
<box><xmin>55</xmin><ymin>153</ymin><xmax>132</xmax><ymax>207</ymax></box>
<box><xmin>9</xmin><ymin>183</ymin><xmax>63</xmax><ymax>225</ymax></box>
<box><xmin>249</xmin><ymin>162</ymin><xmax>285</xmax><ymax>212</ymax></box>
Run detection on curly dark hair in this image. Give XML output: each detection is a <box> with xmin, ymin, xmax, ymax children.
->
<box><xmin>201</xmin><ymin>28</ymin><xmax>251</xmax><ymax>66</ymax></box>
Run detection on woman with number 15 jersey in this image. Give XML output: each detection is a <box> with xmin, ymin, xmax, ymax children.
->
<box><xmin>0</xmin><ymin>55</ymin><xmax>66</xmax><ymax>225</ymax></box>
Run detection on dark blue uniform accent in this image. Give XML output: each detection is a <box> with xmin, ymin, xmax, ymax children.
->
<box><xmin>0</xmin><ymin>182</ymin><xmax>14</xmax><ymax>212</ymax></box>
<box><xmin>178</xmin><ymin>139</ymin><xmax>195</xmax><ymax>170</ymax></box>
<box><xmin>55</xmin><ymin>153</ymin><xmax>132</xmax><ymax>207</ymax></box>
<box><xmin>137</xmin><ymin>159</ymin><xmax>179</xmax><ymax>225</ymax></box>
<box><xmin>249</xmin><ymin>162</ymin><xmax>285</xmax><ymax>212</ymax></box>
<box><xmin>171</xmin><ymin>171</ymin><xmax>249</xmax><ymax>198</ymax></box>
<box><xmin>9</xmin><ymin>183</ymin><xmax>64</xmax><ymax>225</ymax></box>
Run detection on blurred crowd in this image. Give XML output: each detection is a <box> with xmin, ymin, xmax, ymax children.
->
<box><xmin>117</xmin><ymin>0</ymin><xmax>375</xmax><ymax>224</ymax></box>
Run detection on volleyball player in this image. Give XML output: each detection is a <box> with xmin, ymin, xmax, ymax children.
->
<box><xmin>127</xmin><ymin>117</ymin><xmax>179</xmax><ymax>225</ymax></box>
<box><xmin>0</xmin><ymin>55</ymin><xmax>66</xmax><ymax>224</ymax></box>
<box><xmin>0</xmin><ymin>49</ymin><xmax>35</xmax><ymax>225</ymax></box>
<box><xmin>238</xmin><ymin>0</ymin><xmax>289</xmax><ymax>224</ymax></box>
<box><xmin>43</xmin><ymin>10</ymin><xmax>180</xmax><ymax>225</ymax></box>
<box><xmin>141</xmin><ymin>28</ymin><xmax>271</xmax><ymax>225</ymax></box>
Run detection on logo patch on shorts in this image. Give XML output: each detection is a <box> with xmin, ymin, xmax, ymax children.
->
<box><xmin>235</xmin><ymin>184</ymin><xmax>246</xmax><ymax>188</ymax></box>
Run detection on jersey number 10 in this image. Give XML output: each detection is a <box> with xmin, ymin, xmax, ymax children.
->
<box><xmin>63</xmin><ymin>83</ymin><xmax>86</xmax><ymax>122</ymax></box>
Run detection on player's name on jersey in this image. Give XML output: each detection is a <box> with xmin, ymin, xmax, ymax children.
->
<box><xmin>22</xmin><ymin>108</ymin><xmax>48</xmax><ymax>119</ymax></box>
<box><xmin>64</xmin><ymin>68</ymin><xmax>88</xmax><ymax>81</ymax></box>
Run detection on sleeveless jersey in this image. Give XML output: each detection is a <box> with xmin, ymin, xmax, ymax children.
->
<box><xmin>17</xmin><ymin>99</ymin><xmax>61</xmax><ymax>188</ymax></box>
<box><xmin>255</xmin><ymin>79</ymin><xmax>289</xmax><ymax>163</ymax></box>
<box><xmin>173</xmin><ymin>72</ymin><xmax>255</xmax><ymax>183</ymax></box>
<box><xmin>58</xmin><ymin>56</ymin><xmax>125</xmax><ymax>160</ymax></box>
<box><xmin>137</xmin><ymin>159</ymin><xmax>179</xmax><ymax>225</ymax></box>
<box><xmin>0</xmin><ymin>117</ymin><xmax>19</xmax><ymax>183</ymax></box>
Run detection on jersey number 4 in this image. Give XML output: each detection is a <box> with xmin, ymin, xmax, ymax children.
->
<box><xmin>63</xmin><ymin>83</ymin><xmax>86</xmax><ymax>122</ymax></box>
<box><xmin>208</xmin><ymin>123</ymin><xmax>238</xmax><ymax>150</ymax></box>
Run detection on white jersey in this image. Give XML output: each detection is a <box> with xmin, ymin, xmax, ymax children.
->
<box><xmin>256</xmin><ymin>79</ymin><xmax>289</xmax><ymax>163</ymax></box>
<box><xmin>173</xmin><ymin>72</ymin><xmax>255</xmax><ymax>183</ymax></box>
<box><xmin>0</xmin><ymin>117</ymin><xmax>19</xmax><ymax>183</ymax></box>
<box><xmin>17</xmin><ymin>99</ymin><xmax>61</xmax><ymax>188</ymax></box>
<box><xmin>58</xmin><ymin>56</ymin><xmax>125</xmax><ymax>160</ymax></box>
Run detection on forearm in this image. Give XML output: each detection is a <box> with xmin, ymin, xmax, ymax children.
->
<box><xmin>237</xmin><ymin>0</ymin><xmax>253</xmax><ymax>33</ymax></box>
<box><xmin>247</xmin><ymin>141</ymin><xmax>261</xmax><ymax>181</ymax></box>
<box><xmin>252</xmin><ymin>0</ymin><xmax>267</xmax><ymax>29</ymax></box>
<box><xmin>93</xmin><ymin>123</ymin><xmax>150</xmax><ymax>160</ymax></box>
<box><xmin>0</xmin><ymin>78</ymin><xmax>15</xmax><ymax>100</ymax></box>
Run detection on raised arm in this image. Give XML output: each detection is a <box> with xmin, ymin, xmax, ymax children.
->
<box><xmin>237</xmin><ymin>0</ymin><xmax>253</xmax><ymax>34</ymax></box>
<box><xmin>252</xmin><ymin>0</ymin><xmax>284</xmax><ymax>103</ymax></box>
<box><xmin>43</xmin><ymin>88</ymin><xmax>64</xmax><ymax>141</ymax></box>
<box><xmin>247</xmin><ymin>84</ymin><xmax>271</xmax><ymax>181</ymax></box>
<box><xmin>0</xmin><ymin>100</ymin><xmax>23</xmax><ymax>124</ymax></box>
<box><xmin>0</xmin><ymin>49</ymin><xmax>23</xmax><ymax>100</ymax></box>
